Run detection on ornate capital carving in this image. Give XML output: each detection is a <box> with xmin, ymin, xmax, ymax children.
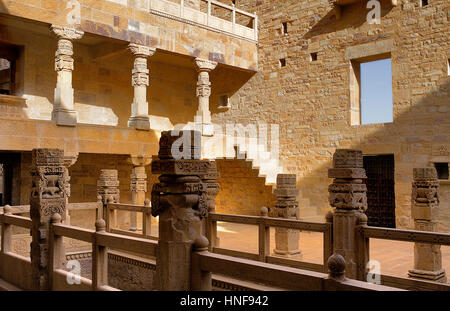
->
<box><xmin>97</xmin><ymin>169</ymin><xmax>120</xmax><ymax>205</ymax></box>
<box><xmin>128</xmin><ymin>155</ymin><xmax>152</xmax><ymax>167</ymax></box>
<box><xmin>51</xmin><ymin>25</ymin><xmax>84</xmax><ymax>40</ymax></box>
<box><xmin>194</xmin><ymin>58</ymin><xmax>218</xmax><ymax>72</ymax></box>
<box><xmin>128</xmin><ymin>44</ymin><xmax>156</xmax><ymax>58</ymax></box>
<box><xmin>328</xmin><ymin>149</ymin><xmax>367</xmax><ymax>211</ymax></box>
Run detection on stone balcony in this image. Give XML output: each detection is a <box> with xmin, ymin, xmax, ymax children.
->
<box><xmin>149</xmin><ymin>0</ymin><xmax>258</xmax><ymax>42</ymax></box>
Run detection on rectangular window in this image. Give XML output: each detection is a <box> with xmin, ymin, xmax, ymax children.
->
<box><xmin>421</xmin><ymin>0</ymin><xmax>429</xmax><ymax>7</ymax></box>
<box><xmin>0</xmin><ymin>58</ymin><xmax>13</xmax><ymax>95</ymax></box>
<box><xmin>279</xmin><ymin>58</ymin><xmax>286</xmax><ymax>68</ymax></box>
<box><xmin>434</xmin><ymin>163</ymin><xmax>449</xmax><ymax>180</ymax></box>
<box><xmin>282</xmin><ymin>22</ymin><xmax>288</xmax><ymax>35</ymax></box>
<box><xmin>310</xmin><ymin>52</ymin><xmax>318</xmax><ymax>62</ymax></box>
<box><xmin>350</xmin><ymin>56</ymin><xmax>393</xmax><ymax>125</ymax></box>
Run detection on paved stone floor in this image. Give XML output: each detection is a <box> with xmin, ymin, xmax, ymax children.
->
<box><xmin>216</xmin><ymin>222</ymin><xmax>450</xmax><ymax>283</ymax></box>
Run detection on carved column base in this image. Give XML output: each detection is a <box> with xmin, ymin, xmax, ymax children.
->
<box><xmin>52</xmin><ymin>108</ymin><xmax>77</xmax><ymax>127</ymax></box>
<box><xmin>273</xmin><ymin>228</ymin><xmax>301</xmax><ymax>258</ymax></box>
<box><xmin>128</xmin><ymin>115</ymin><xmax>150</xmax><ymax>131</ymax></box>
<box><xmin>408</xmin><ymin>269</ymin><xmax>447</xmax><ymax>283</ymax></box>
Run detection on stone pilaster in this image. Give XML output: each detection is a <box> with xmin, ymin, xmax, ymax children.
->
<box><xmin>201</xmin><ymin>160</ymin><xmax>220</xmax><ymax>249</ymax></box>
<box><xmin>30</xmin><ymin>149</ymin><xmax>67</xmax><ymax>290</ymax></box>
<box><xmin>128</xmin><ymin>44</ymin><xmax>156</xmax><ymax>131</ymax></box>
<box><xmin>51</xmin><ymin>25</ymin><xmax>84</xmax><ymax>126</ymax></box>
<box><xmin>328</xmin><ymin>149</ymin><xmax>367</xmax><ymax>279</ymax></box>
<box><xmin>408</xmin><ymin>168</ymin><xmax>446</xmax><ymax>283</ymax></box>
<box><xmin>194</xmin><ymin>58</ymin><xmax>217</xmax><ymax>137</ymax></box>
<box><xmin>273</xmin><ymin>174</ymin><xmax>301</xmax><ymax>257</ymax></box>
<box><xmin>151</xmin><ymin>130</ymin><xmax>210</xmax><ymax>290</ymax></box>
<box><xmin>128</xmin><ymin>155</ymin><xmax>152</xmax><ymax>231</ymax></box>
<box><xmin>63</xmin><ymin>154</ymin><xmax>78</xmax><ymax>225</ymax></box>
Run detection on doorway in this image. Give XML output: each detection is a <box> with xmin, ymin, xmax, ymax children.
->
<box><xmin>0</xmin><ymin>152</ymin><xmax>22</xmax><ymax>206</ymax></box>
<box><xmin>363</xmin><ymin>154</ymin><xmax>396</xmax><ymax>228</ymax></box>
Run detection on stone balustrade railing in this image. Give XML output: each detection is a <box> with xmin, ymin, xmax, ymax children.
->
<box><xmin>105</xmin><ymin>200</ymin><xmax>156</xmax><ymax>240</ymax></box>
<box><xmin>207</xmin><ymin>209</ymin><xmax>333</xmax><ymax>273</ymax></box>
<box><xmin>149</xmin><ymin>0</ymin><xmax>258</xmax><ymax>41</ymax></box>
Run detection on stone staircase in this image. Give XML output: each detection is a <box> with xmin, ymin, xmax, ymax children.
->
<box><xmin>174</xmin><ymin>123</ymin><xmax>322</xmax><ymax>221</ymax></box>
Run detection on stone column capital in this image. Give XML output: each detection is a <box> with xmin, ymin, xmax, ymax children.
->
<box><xmin>63</xmin><ymin>154</ymin><xmax>79</xmax><ymax>168</ymax></box>
<box><xmin>128</xmin><ymin>155</ymin><xmax>152</xmax><ymax>167</ymax></box>
<box><xmin>194</xmin><ymin>58</ymin><xmax>218</xmax><ymax>72</ymax></box>
<box><xmin>128</xmin><ymin>43</ymin><xmax>156</xmax><ymax>58</ymax></box>
<box><xmin>51</xmin><ymin>25</ymin><xmax>84</xmax><ymax>40</ymax></box>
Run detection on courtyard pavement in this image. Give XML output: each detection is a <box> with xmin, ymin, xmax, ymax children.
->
<box><xmin>216</xmin><ymin>222</ymin><xmax>450</xmax><ymax>283</ymax></box>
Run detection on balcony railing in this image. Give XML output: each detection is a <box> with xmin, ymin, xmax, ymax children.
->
<box><xmin>149</xmin><ymin>0</ymin><xmax>258</xmax><ymax>41</ymax></box>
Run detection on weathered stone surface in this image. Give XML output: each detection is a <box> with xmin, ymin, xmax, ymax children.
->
<box><xmin>273</xmin><ymin>174</ymin><xmax>301</xmax><ymax>257</ymax></box>
<box><xmin>151</xmin><ymin>130</ymin><xmax>209</xmax><ymax>290</ymax></box>
<box><xmin>409</xmin><ymin>167</ymin><xmax>446</xmax><ymax>283</ymax></box>
<box><xmin>30</xmin><ymin>148</ymin><xmax>67</xmax><ymax>290</ymax></box>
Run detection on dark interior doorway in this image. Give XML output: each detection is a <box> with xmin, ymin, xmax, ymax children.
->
<box><xmin>363</xmin><ymin>154</ymin><xmax>396</xmax><ymax>228</ymax></box>
<box><xmin>0</xmin><ymin>152</ymin><xmax>21</xmax><ymax>206</ymax></box>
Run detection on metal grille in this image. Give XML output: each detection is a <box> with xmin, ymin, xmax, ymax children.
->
<box><xmin>363</xmin><ymin>155</ymin><xmax>396</xmax><ymax>228</ymax></box>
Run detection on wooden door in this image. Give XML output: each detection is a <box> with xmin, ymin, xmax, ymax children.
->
<box><xmin>363</xmin><ymin>154</ymin><xmax>396</xmax><ymax>228</ymax></box>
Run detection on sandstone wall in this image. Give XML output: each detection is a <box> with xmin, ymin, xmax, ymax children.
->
<box><xmin>213</xmin><ymin>0</ymin><xmax>450</xmax><ymax>230</ymax></box>
<box><xmin>216</xmin><ymin>158</ymin><xmax>276</xmax><ymax>216</ymax></box>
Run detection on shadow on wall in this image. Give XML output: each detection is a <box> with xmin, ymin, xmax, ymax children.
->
<box><xmin>304</xmin><ymin>0</ymin><xmax>395</xmax><ymax>39</ymax></box>
<box><xmin>297</xmin><ymin>78</ymin><xmax>450</xmax><ymax>231</ymax></box>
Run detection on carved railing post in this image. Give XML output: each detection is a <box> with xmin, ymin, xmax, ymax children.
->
<box><xmin>273</xmin><ymin>174</ymin><xmax>301</xmax><ymax>258</ymax></box>
<box><xmin>30</xmin><ymin>148</ymin><xmax>68</xmax><ymax>290</ymax></box>
<box><xmin>408</xmin><ymin>168</ymin><xmax>446</xmax><ymax>283</ymax></box>
<box><xmin>63</xmin><ymin>154</ymin><xmax>78</xmax><ymax>225</ymax></box>
<box><xmin>51</xmin><ymin>25</ymin><xmax>84</xmax><ymax>126</ymax></box>
<box><xmin>128</xmin><ymin>155</ymin><xmax>152</xmax><ymax>231</ymax></box>
<box><xmin>194</xmin><ymin>58</ymin><xmax>217</xmax><ymax>136</ymax></box>
<box><xmin>128</xmin><ymin>44</ymin><xmax>156</xmax><ymax>131</ymax></box>
<box><xmin>328</xmin><ymin>149</ymin><xmax>367</xmax><ymax>280</ymax></box>
<box><xmin>151</xmin><ymin>130</ymin><xmax>209</xmax><ymax>290</ymax></box>
<box><xmin>97</xmin><ymin>169</ymin><xmax>120</xmax><ymax>227</ymax></box>
<box><xmin>202</xmin><ymin>160</ymin><xmax>220</xmax><ymax>250</ymax></box>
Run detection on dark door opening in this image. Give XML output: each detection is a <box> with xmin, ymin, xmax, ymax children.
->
<box><xmin>363</xmin><ymin>154</ymin><xmax>396</xmax><ymax>228</ymax></box>
<box><xmin>0</xmin><ymin>152</ymin><xmax>22</xmax><ymax>206</ymax></box>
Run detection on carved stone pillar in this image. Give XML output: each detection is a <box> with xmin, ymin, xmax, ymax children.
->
<box><xmin>194</xmin><ymin>58</ymin><xmax>217</xmax><ymax>136</ymax></box>
<box><xmin>202</xmin><ymin>161</ymin><xmax>220</xmax><ymax>249</ymax></box>
<box><xmin>408</xmin><ymin>168</ymin><xmax>446</xmax><ymax>283</ymax></box>
<box><xmin>273</xmin><ymin>174</ymin><xmax>301</xmax><ymax>257</ymax></box>
<box><xmin>51</xmin><ymin>25</ymin><xmax>84</xmax><ymax>126</ymax></box>
<box><xmin>63</xmin><ymin>154</ymin><xmax>78</xmax><ymax>225</ymax></box>
<box><xmin>328</xmin><ymin>149</ymin><xmax>367</xmax><ymax>279</ymax></box>
<box><xmin>128</xmin><ymin>155</ymin><xmax>152</xmax><ymax>231</ymax></box>
<box><xmin>30</xmin><ymin>149</ymin><xmax>68</xmax><ymax>290</ymax></box>
<box><xmin>97</xmin><ymin>169</ymin><xmax>120</xmax><ymax>221</ymax></box>
<box><xmin>128</xmin><ymin>44</ymin><xmax>156</xmax><ymax>131</ymax></box>
<box><xmin>151</xmin><ymin>130</ymin><xmax>210</xmax><ymax>290</ymax></box>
